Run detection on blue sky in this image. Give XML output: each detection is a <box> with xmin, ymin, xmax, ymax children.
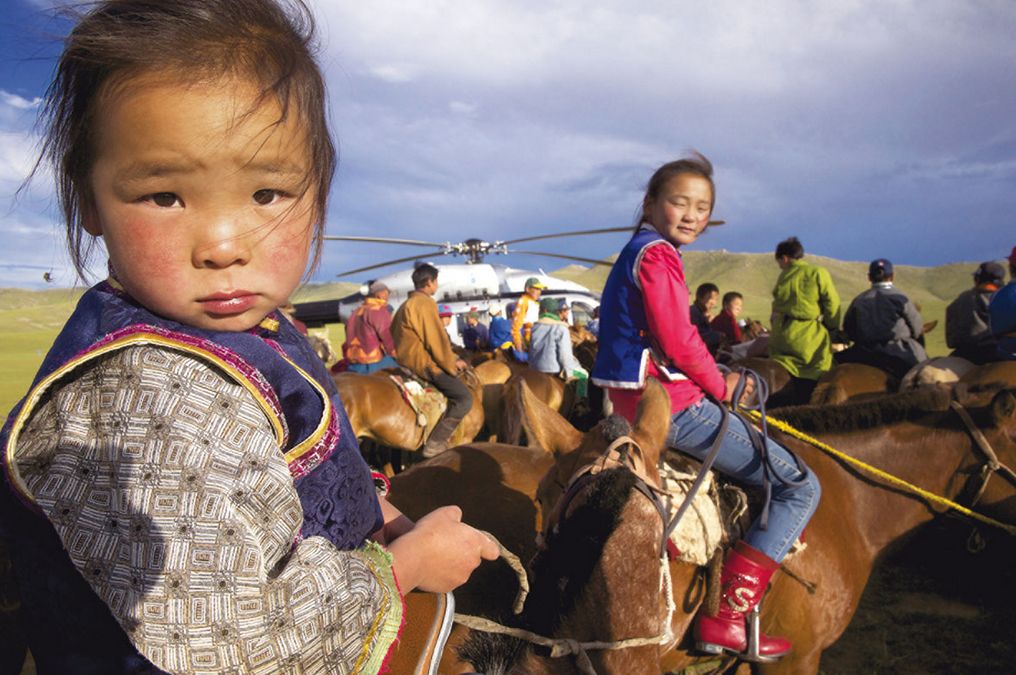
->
<box><xmin>2</xmin><ymin>0</ymin><xmax>1015</xmax><ymax>289</ymax></box>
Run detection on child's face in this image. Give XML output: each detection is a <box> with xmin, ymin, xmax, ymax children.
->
<box><xmin>727</xmin><ymin>297</ymin><xmax>743</xmax><ymax>317</ymax></box>
<box><xmin>87</xmin><ymin>73</ymin><xmax>316</xmax><ymax>331</ymax></box>
<box><xmin>644</xmin><ymin>173</ymin><xmax>713</xmax><ymax>248</ymax></box>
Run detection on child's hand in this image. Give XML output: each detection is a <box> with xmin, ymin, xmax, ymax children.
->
<box><xmin>387</xmin><ymin>505</ymin><xmax>499</xmax><ymax>594</ymax></box>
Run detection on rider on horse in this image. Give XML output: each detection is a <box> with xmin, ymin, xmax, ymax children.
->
<box><xmin>391</xmin><ymin>264</ymin><xmax>472</xmax><ymax>457</ymax></box>
<box><xmin>988</xmin><ymin>246</ymin><xmax>1016</xmax><ymax>361</ymax></box>
<box><xmin>836</xmin><ymin>258</ymin><xmax>927</xmax><ymax>379</ymax></box>
<box><xmin>529</xmin><ymin>297</ymin><xmax>589</xmax><ymax>398</ymax></box>
<box><xmin>592</xmin><ymin>154</ymin><xmax>821</xmax><ymax>662</ymax></box>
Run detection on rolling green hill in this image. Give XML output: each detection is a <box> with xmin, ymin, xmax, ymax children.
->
<box><xmin>0</xmin><ymin>255</ymin><xmax>993</xmax><ymax>413</ymax></box>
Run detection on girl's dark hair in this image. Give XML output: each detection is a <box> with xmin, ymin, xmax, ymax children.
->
<box><xmin>775</xmin><ymin>236</ymin><xmax>805</xmax><ymax>260</ymax></box>
<box><xmin>637</xmin><ymin>151</ymin><xmax>715</xmax><ymax>227</ymax></box>
<box><xmin>38</xmin><ymin>0</ymin><xmax>336</xmax><ymax>280</ymax></box>
<box><xmin>694</xmin><ymin>282</ymin><xmax>719</xmax><ymax>301</ymax></box>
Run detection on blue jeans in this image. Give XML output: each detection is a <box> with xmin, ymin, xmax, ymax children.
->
<box><xmin>667</xmin><ymin>398</ymin><xmax>820</xmax><ymax>562</ymax></box>
<box><xmin>347</xmin><ymin>356</ymin><xmax>399</xmax><ymax>374</ymax></box>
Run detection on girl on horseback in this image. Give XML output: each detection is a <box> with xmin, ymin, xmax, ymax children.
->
<box><xmin>0</xmin><ymin>1</ymin><xmax>496</xmax><ymax>672</ymax></box>
<box><xmin>591</xmin><ymin>153</ymin><xmax>821</xmax><ymax>662</ymax></box>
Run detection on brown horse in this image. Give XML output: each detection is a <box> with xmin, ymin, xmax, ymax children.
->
<box><xmin>809</xmin><ymin>363</ymin><xmax>897</xmax><ymax>405</ymax></box>
<box><xmin>334</xmin><ymin>364</ymin><xmax>496</xmax><ymax>452</ymax></box>
<box><xmin>452</xmin><ymin>381</ymin><xmax>1016</xmax><ymax>674</ymax></box>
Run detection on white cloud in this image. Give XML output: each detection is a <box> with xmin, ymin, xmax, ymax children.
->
<box><xmin>0</xmin><ymin>90</ymin><xmax>41</xmax><ymax>110</ymax></box>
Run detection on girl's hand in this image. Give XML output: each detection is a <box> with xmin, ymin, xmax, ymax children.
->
<box><xmin>387</xmin><ymin>505</ymin><xmax>499</xmax><ymax>594</ymax></box>
<box><xmin>722</xmin><ymin>371</ymin><xmax>756</xmax><ymax>407</ymax></box>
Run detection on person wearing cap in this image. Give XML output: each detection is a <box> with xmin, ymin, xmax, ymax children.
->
<box><xmin>836</xmin><ymin>258</ymin><xmax>927</xmax><ymax>378</ymax></box>
<box><xmin>988</xmin><ymin>246</ymin><xmax>1016</xmax><ymax>361</ymax></box>
<box><xmin>487</xmin><ymin>302</ymin><xmax>513</xmax><ymax>351</ymax></box>
<box><xmin>343</xmin><ymin>281</ymin><xmax>398</xmax><ymax>373</ymax></box>
<box><xmin>511</xmin><ymin>277</ymin><xmax>546</xmax><ymax>354</ymax></box>
<box><xmin>769</xmin><ymin>236</ymin><xmax>842</xmax><ymax>405</ymax></box>
<box><xmin>439</xmin><ymin>303</ymin><xmax>465</xmax><ymax>348</ymax></box>
<box><xmin>391</xmin><ymin>264</ymin><xmax>472</xmax><ymax>456</ymax></box>
<box><xmin>462</xmin><ymin>310</ymin><xmax>490</xmax><ymax>351</ymax></box>
<box><xmin>945</xmin><ymin>261</ymin><xmax>1006</xmax><ymax>364</ymax></box>
<box><xmin>529</xmin><ymin>297</ymin><xmax>589</xmax><ymax>397</ymax></box>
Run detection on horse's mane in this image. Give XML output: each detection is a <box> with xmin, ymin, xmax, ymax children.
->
<box><xmin>457</xmin><ymin>467</ymin><xmax>638</xmax><ymax>672</ymax></box>
<box><xmin>771</xmin><ymin>385</ymin><xmax>953</xmax><ymax>433</ymax></box>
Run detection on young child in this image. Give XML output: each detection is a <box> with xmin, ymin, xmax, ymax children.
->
<box><xmin>0</xmin><ymin>1</ymin><xmax>496</xmax><ymax>672</ymax></box>
<box><xmin>591</xmin><ymin>154</ymin><xmax>820</xmax><ymax>662</ymax></box>
<box><xmin>710</xmin><ymin>291</ymin><xmax>744</xmax><ymax>344</ymax></box>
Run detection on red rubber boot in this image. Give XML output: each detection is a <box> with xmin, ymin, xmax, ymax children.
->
<box><xmin>694</xmin><ymin>541</ymin><xmax>791</xmax><ymax>662</ymax></box>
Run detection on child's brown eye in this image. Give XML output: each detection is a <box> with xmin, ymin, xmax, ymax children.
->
<box><xmin>150</xmin><ymin>192</ymin><xmax>179</xmax><ymax>207</ymax></box>
<box><xmin>253</xmin><ymin>189</ymin><xmax>281</xmax><ymax>205</ymax></box>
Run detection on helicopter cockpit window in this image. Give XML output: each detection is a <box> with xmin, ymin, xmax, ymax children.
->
<box><xmin>571</xmin><ymin>301</ymin><xmax>593</xmax><ymax>327</ymax></box>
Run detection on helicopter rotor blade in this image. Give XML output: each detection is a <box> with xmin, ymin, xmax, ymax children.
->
<box><xmin>499</xmin><ymin>226</ymin><xmax>633</xmax><ymax>246</ymax></box>
<box><xmin>336</xmin><ymin>251</ymin><xmax>450</xmax><ymax>278</ymax></box>
<box><xmin>322</xmin><ymin>235</ymin><xmax>447</xmax><ymax>248</ymax></box>
<box><xmin>510</xmin><ymin>250</ymin><xmax>614</xmax><ymax>267</ymax></box>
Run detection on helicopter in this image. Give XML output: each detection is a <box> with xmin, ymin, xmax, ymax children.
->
<box><xmin>292</xmin><ymin>222</ymin><xmax>724</xmax><ymax>331</ymax></box>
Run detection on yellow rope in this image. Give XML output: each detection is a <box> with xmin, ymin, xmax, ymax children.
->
<box><xmin>742</xmin><ymin>409</ymin><xmax>1016</xmax><ymax>536</ymax></box>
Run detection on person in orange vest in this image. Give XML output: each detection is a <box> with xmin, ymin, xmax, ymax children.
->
<box><xmin>511</xmin><ymin>277</ymin><xmax>545</xmax><ymax>354</ymax></box>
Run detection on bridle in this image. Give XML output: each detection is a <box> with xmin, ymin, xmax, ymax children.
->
<box><xmin>539</xmin><ymin>435</ymin><xmax>673</xmax><ymax>558</ymax></box>
<box><xmin>950</xmin><ymin>400</ymin><xmax>1016</xmax><ymax>511</ymax></box>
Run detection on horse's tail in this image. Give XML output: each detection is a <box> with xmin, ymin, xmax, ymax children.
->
<box><xmin>501</xmin><ymin>376</ymin><xmax>526</xmax><ymax>445</ymax></box>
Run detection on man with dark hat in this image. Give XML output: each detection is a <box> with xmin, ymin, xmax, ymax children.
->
<box><xmin>511</xmin><ymin>276</ymin><xmax>546</xmax><ymax>354</ymax></box>
<box><xmin>343</xmin><ymin>280</ymin><xmax>398</xmax><ymax>373</ymax></box>
<box><xmin>946</xmin><ymin>261</ymin><xmax>1006</xmax><ymax>364</ymax></box>
<box><xmin>836</xmin><ymin>258</ymin><xmax>926</xmax><ymax>378</ymax></box>
<box><xmin>988</xmin><ymin>246</ymin><xmax>1016</xmax><ymax>361</ymax></box>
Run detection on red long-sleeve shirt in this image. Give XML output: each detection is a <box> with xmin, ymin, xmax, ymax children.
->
<box><xmin>710</xmin><ymin>309</ymin><xmax>742</xmax><ymax>343</ymax></box>
<box><xmin>610</xmin><ymin>243</ymin><xmax>726</xmax><ymax>420</ymax></box>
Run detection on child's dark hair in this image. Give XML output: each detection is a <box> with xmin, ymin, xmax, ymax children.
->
<box><xmin>775</xmin><ymin>237</ymin><xmax>805</xmax><ymax>260</ymax></box>
<box><xmin>694</xmin><ymin>282</ymin><xmax>719</xmax><ymax>302</ymax></box>
<box><xmin>637</xmin><ymin>152</ymin><xmax>715</xmax><ymax>227</ymax></box>
<box><xmin>412</xmin><ymin>263</ymin><xmax>439</xmax><ymax>290</ymax></box>
<box><xmin>722</xmin><ymin>291</ymin><xmax>742</xmax><ymax>306</ymax></box>
<box><xmin>38</xmin><ymin>0</ymin><xmax>335</xmax><ymax>280</ymax></box>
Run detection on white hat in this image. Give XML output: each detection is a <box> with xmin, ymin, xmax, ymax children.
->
<box><xmin>487</xmin><ymin>301</ymin><xmax>503</xmax><ymax>315</ymax></box>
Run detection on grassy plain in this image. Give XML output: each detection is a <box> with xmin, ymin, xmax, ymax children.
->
<box><xmin>0</xmin><ymin>254</ymin><xmax>986</xmax><ymax>414</ymax></box>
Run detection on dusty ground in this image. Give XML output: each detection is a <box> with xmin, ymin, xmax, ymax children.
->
<box><xmin>820</xmin><ymin>519</ymin><xmax>1016</xmax><ymax>675</ymax></box>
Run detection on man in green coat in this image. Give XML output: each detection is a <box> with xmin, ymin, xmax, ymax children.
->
<box><xmin>768</xmin><ymin>236</ymin><xmax>842</xmax><ymax>404</ymax></box>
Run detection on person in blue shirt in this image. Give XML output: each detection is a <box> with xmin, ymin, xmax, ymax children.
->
<box><xmin>462</xmin><ymin>311</ymin><xmax>490</xmax><ymax>351</ymax></box>
<box><xmin>988</xmin><ymin>246</ymin><xmax>1016</xmax><ymax>360</ymax></box>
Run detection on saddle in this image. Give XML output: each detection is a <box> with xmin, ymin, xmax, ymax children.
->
<box><xmin>385</xmin><ymin>591</ymin><xmax>456</xmax><ymax>675</ymax></box>
<box><xmin>388</xmin><ymin>370</ymin><xmax>448</xmax><ymax>436</ymax></box>
<box><xmin>661</xmin><ymin>452</ymin><xmax>806</xmax><ymax>567</ymax></box>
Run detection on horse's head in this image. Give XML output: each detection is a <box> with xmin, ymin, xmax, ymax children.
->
<box><xmin>951</xmin><ymin>383</ymin><xmax>1016</xmax><ymax>526</ymax></box>
<box><xmin>521</xmin><ymin>378</ymin><xmax>671</xmax><ymax>533</ymax></box>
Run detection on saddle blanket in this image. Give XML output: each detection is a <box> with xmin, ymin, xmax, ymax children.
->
<box><xmin>660</xmin><ymin>454</ymin><xmax>804</xmax><ymax>566</ymax></box>
<box><xmin>388</xmin><ymin>372</ymin><xmax>447</xmax><ymax>438</ymax></box>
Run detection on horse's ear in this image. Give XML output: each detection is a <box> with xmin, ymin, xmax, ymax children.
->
<box><xmin>509</xmin><ymin>378</ymin><xmax>583</xmax><ymax>455</ymax></box>
<box><xmin>990</xmin><ymin>389</ymin><xmax>1016</xmax><ymax>426</ymax></box>
<box><xmin>632</xmin><ymin>379</ymin><xmax>671</xmax><ymax>462</ymax></box>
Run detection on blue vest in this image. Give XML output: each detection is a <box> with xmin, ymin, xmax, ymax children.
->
<box><xmin>591</xmin><ymin>226</ymin><xmax>686</xmax><ymax>388</ymax></box>
<box><xmin>0</xmin><ymin>281</ymin><xmax>381</xmax><ymax>674</ymax></box>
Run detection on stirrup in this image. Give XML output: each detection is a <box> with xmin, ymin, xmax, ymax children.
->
<box><xmin>743</xmin><ymin>605</ymin><xmax>784</xmax><ymax>664</ymax></box>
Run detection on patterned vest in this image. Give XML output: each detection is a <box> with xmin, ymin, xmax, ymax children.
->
<box><xmin>592</xmin><ymin>226</ymin><xmax>686</xmax><ymax>388</ymax></box>
<box><xmin>0</xmin><ymin>281</ymin><xmax>380</xmax><ymax>673</ymax></box>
